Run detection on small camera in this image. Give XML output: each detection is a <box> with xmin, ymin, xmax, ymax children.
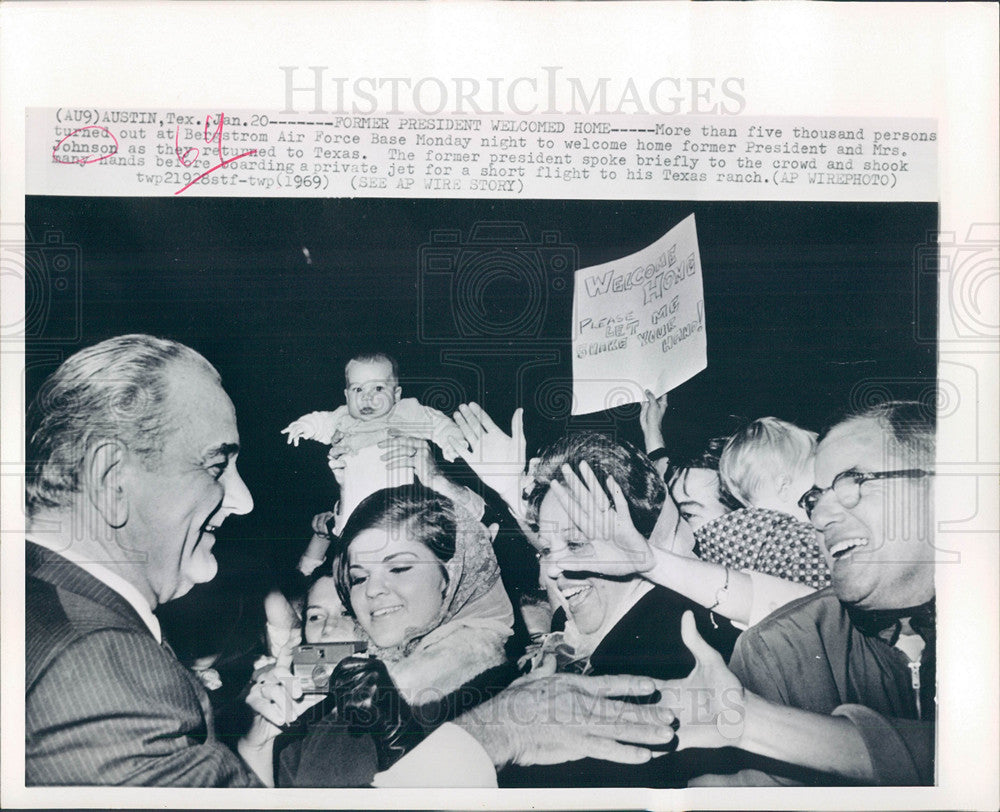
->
<box><xmin>292</xmin><ymin>641</ymin><xmax>368</xmax><ymax>694</ymax></box>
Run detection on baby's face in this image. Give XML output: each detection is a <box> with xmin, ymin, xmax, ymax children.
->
<box><xmin>344</xmin><ymin>359</ymin><xmax>401</xmax><ymax>421</ymax></box>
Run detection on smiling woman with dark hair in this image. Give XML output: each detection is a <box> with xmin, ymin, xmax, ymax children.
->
<box><xmin>273</xmin><ymin>485</ymin><xmax>517</xmax><ymax>787</ymax></box>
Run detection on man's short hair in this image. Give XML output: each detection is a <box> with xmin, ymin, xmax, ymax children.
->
<box><xmin>719</xmin><ymin>417</ymin><xmax>817</xmax><ymax>507</ymax></box>
<box><xmin>26</xmin><ymin>334</ymin><xmax>218</xmax><ymax>516</ymax></box>
<box><xmin>822</xmin><ymin>400</ymin><xmax>936</xmax><ymax>468</ymax></box>
<box><xmin>344</xmin><ymin>351</ymin><xmax>399</xmax><ymax>386</ymax></box>
<box><xmin>526</xmin><ymin>432</ymin><xmax>666</xmax><ymax>539</ymax></box>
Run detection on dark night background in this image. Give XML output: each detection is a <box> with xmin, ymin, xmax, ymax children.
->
<box><xmin>25</xmin><ymin>196</ymin><xmax>938</xmax><ymax>675</ymax></box>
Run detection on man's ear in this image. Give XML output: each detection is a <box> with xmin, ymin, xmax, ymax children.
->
<box><xmin>84</xmin><ymin>440</ymin><xmax>129</xmax><ymax>528</ymax></box>
<box><xmin>392</xmin><ymin>385</ymin><xmax>402</xmax><ymax>403</ymax></box>
<box><xmin>487</xmin><ymin>522</ymin><xmax>500</xmax><ymax>542</ymax></box>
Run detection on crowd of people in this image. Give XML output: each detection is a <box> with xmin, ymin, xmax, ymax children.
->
<box><xmin>25</xmin><ymin>336</ymin><xmax>936</xmax><ymax>788</ymax></box>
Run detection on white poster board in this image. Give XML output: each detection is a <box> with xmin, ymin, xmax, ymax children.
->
<box><xmin>572</xmin><ymin>214</ymin><xmax>705</xmax><ymax>415</ymax></box>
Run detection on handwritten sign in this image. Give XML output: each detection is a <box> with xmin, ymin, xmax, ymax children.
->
<box><xmin>571</xmin><ymin>214</ymin><xmax>706</xmax><ymax>415</ymax></box>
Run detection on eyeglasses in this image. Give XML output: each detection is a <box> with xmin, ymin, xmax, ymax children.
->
<box><xmin>798</xmin><ymin>469</ymin><xmax>934</xmax><ymax>519</ymax></box>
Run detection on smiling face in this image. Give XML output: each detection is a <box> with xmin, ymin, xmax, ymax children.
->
<box><xmin>535</xmin><ymin>490</ymin><xmax>637</xmax><ymax>636</ymax></box>
<box><xmin>811</xmin><ymin>417</ymin><xmax>934</xmax><ymax>611</ymax></box>
<box><xmin>304</xmin><ymin>576</ymin><xmax>358</xmax><ymax>644</ymax></box>
<box><xmin>346</xmin><ymin>525</ymin><xmax>448</xmax><ymax>647</ymax></box>
<box><xmin>344</xmin><ymin>358</ymin><xmax>401</xmax><ymax>422</ymax></box>
<box><xmin>122</xmin><ymin>361</ymin><xmax>254</xmax><ymax>606</ymax></box>
<box><xmin>669</xmin><ymin>467</ymin><xmax>732</xmax><ymax>531</ymax></box>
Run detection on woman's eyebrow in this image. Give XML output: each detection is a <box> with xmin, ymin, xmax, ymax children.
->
<box><xmin>381</xmin><ymin>552</ymin><xmax>420</xmax><ymax>562</ymax></box>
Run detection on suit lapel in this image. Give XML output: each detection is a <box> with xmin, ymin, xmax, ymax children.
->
<box><xmin>27</xmin><ymin>541</ymin><xmax>154</xmax><ymax>639</ymax></box>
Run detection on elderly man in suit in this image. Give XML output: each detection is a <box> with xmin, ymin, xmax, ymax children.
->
<box><xmin>25</xmin><ymin>334</ymin><xmax>264</xmax><ymax>786</ymax></box>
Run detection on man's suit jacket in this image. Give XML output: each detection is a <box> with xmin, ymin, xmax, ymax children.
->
<box><xmin>25</xmin><ymin>541</ymin><xmax>260</xmax><ymax>786</ymax></box>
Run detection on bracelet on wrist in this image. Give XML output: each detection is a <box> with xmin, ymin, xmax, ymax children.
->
<box><xmin>707</xmin><ymin>566</ymin><xmax>731</xmax><ymax>628</ymax></box>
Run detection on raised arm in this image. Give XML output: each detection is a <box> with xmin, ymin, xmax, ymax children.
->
<box><xmin>281</xmin><ymin>409</ymin><xmax>343</xmax><ymax>446</ymax></box>
<box><xmin>551</xmin><ymin>462</ymin><xmax>810</xmax><ymax>627</ymax></box>
<box><xmin>639</xmin><ymin>389</ymin><xmax>669</xmax><ymax>475</ymax></box>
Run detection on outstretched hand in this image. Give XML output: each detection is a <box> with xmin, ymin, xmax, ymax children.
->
<box><xmin>451</xmin><ymin>402</ymin><xmax>526</xmax><ymax>509</ymax></box>
<box><xmin>656</xmin><ymin>611</ymin><xmax>746</xmax><ymax>750</ymax></box>
<box><xmin>548</xmin><ymin>462</ymin><xmax>655</xmax><ymax>576</ymax></box>
<box><xmin>281</xmin><ymin>420</ymin><xmax>309</xmax><ymax>447</ymax></box>
<box><xmin>456</xmin><ymin>670</ymin><xmax>677</xmax><ymax>769</ymax></box>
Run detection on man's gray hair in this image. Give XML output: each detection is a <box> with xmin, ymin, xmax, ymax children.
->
<box><xmin>26</xmin><ymin>334</ymin><xmax>219</xmax><ymax>516</ymax></box>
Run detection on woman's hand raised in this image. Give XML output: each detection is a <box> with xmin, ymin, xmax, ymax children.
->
<box><xmin>451</xmin><ymin>403</ymin><xmax>527</xmax><ymax>510</ymax></box>
<box><xmin>548</xmin><ymin>461</ymin><xmax>656</xmax><ymax>576</ymax></box>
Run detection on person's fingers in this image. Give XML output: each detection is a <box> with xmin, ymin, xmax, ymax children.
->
<box><xmin>532</xmin><ymin>651</ymin><xmax>558</xmax><ymax>677</ymax></box>
<box><xmin>452</xmin><ymin>409</ymin><xmax>478</xmax><ymax>449</ymax></box>
<box><xmin>466</xmin><ymin>401</ymin><xmax>500</xmax><ymax>433</ymax></box>
<box><xmin>445</xmin><ymin>434</ymin><xmax>470</xmax><ymax>459</ymax></box>
<box><xmin>380</xmin><ymin>447</ymin><xmax>416</xmax><ymax>464</ymax></box>
<box><xmin>577</xmin><ymin>462</ymin><xmax>610</xmax><ymax>511</ymax></box>
<box><xmin>280</xmin><ymin>427</ymin><xmax>290</xmax><ymax>435</ymax></box>
<box><xmin>511</xmin><ymin>407</ymin><xmax>525</xmax><ymax>447</ymax></box>
<box><xmin>598</xmin><ymin>719</ymin><xmax>678</xmax><ymax>747</ymax></box>
<box><xmin>566</xmin><ymin>672</ymin><xmax>662</xmax><ymax>699</ymax></box>
<box><xmin>606</xmin><ymin>476</ymin><xmax>631</xmax><ymax>518</ymax></box>
<box><xmin>252</xmin><ymin>654</ymin><xmax>276</xmax><ymax>672</ymax></box>
<box><xmin>573</xmin><ymin>737</ymin><xmax>656</xmax><ymax>765</ymax></box>
<box><xmin>548</xmin><ymin>480</ymin><xmax>586</xmax><ymax>535</ymax></box>
<box><xmin>379</xmin><ymin>433</ymin><xmax>417</xmax><ymax>449</ymax></box>
<box><xmin>263</xmin><ymin>591</ymin><xmax>298</xmax><ymax>636</ymax></box>
<box><xmin>680</xmin><ymin>610</ymin><xmax>723</xmax><ymax>667</ymax></box>
<box><xmin>557</xmin><ymin>464</ymin><xmax>591</xmax><ymax>514</ymax></box>
<box><xmin>274</xmin><ymin>639</ymin><xmax>297</xmax><ymax>672</ymax></box>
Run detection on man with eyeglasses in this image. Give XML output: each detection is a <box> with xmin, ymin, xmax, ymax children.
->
<box><xmin>659</xmin><ymin>401</ymin><xmax>936</xmax><ymax>786</ymax></box>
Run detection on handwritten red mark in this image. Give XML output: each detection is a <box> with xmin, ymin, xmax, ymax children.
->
<box><xmin>52</xmin><ymin>126</ymin><xmax>119</xmax><ymax>165</ymax></box>
<box><xmin>174</xmin><ymin>126</ymin><xmax>200</xmax><ymax>167</ymax></box>
<box><xmin>173</xmin><ymin>112</ymin><xmax>257</xmax><ymax>195</ymax></box>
